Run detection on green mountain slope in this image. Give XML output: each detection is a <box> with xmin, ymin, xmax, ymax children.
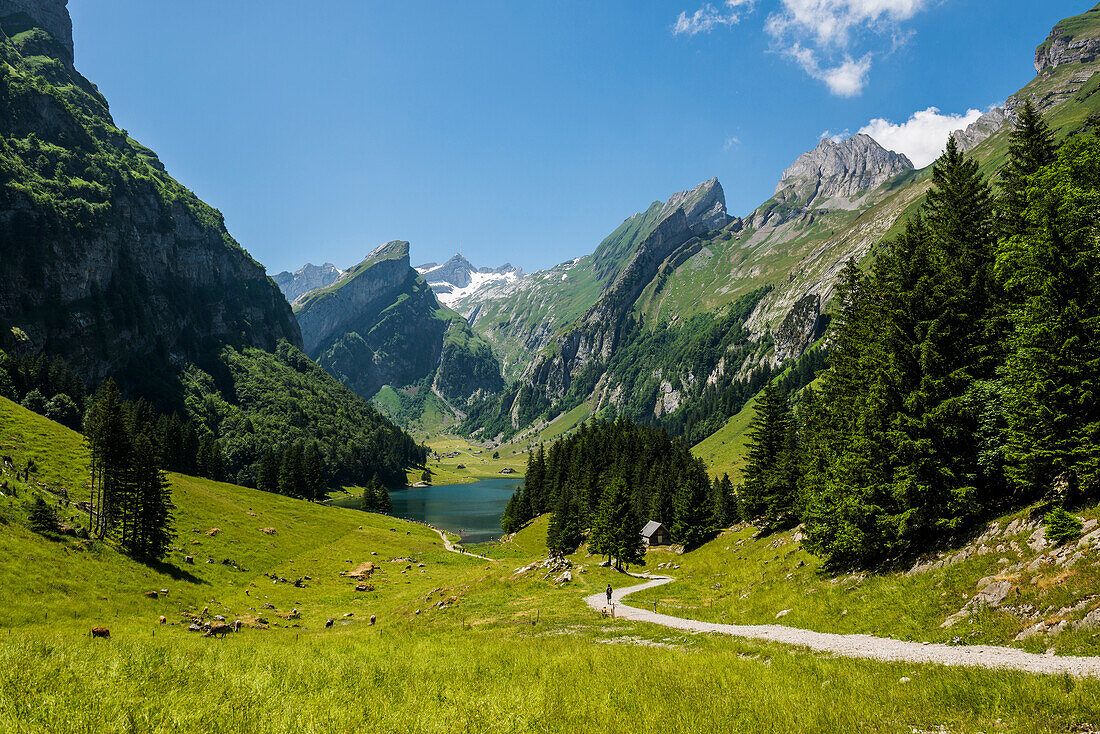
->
<box><xmin>292</xmin><ymin>241</ymin><xmax>504</xmax><ymax>431</ymax></box>
<box><xmin>0</xmin><ymin>4</ymin><xmax>300</xmax><ymax>386</ymax></box>
<box><xmin>458</xmin><ymin>5</ymin><xmax>1100</xmax><ymax>451</ymax></box>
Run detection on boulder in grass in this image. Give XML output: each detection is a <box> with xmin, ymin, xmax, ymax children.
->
<box><xmin>260</xmin><ymin>527</ymin><xmax>277</xmax><ymax>536</ymax></box>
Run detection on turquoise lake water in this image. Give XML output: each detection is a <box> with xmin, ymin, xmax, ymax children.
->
<box><xmin>332</xmin><ymin>477</ymin><xmax>523</xmax><ymax>543</ymax></box>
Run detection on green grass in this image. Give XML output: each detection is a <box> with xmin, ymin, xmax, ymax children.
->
<box><xmin>412</xmin><ymin>435</ymin><xmax>526</xmax><ymax>485</ymax></box>
<box><xmin>628</xmin><ymin>510</ymin><xmax>1100</xmax><ymax>657</ymax></box>
<box><xmin>692</xmin><ymin>393</ymin><xmax>758</xmax><ymax>480</ymax></box>
<box><xmin>6</xmin><ymin>398</ymin><xmax>1100</xmax><ymax>732</ymax></box>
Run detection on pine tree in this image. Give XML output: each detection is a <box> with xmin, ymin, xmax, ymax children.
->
<box><xmin>740</xmin><ymin>380</ymin><xmax>795</xmax><ymax>527</ymax></box>
<box><xmin>374</xmin><ymin>474</ymin><xmax>392</xmax><ymax>513</ymax></box>
<box><xmin>590</xmin><ymin>479</ymin><xmax>645</xmax><ymax>570</ymax></box>
<box><xmin>361</xmin><ymin>475</ymin><xmax>378</xmax><ymax>512</ymax></box>
<box><xmin>547</xmin><ymin>487</ymin><xmax>583</xmax><ymax>554</ymax></box>
<box><xmin>84</xmin><ymin>379</ymin><xmax>133</xmax><ymax>540</ymax></box>
<box><xmin>278</xmin><ymin>442</ymin><xmax>303</xmax><ymax>497</ymax></box>
<box><xmin>128</xmin><ymin>427</ymin><xmax>175</xmax><ymax>560</ymax></box>
<box><xmin>999</xmin><ymin>100</ymin><xmax>1056</xmax><ymax>238</ymax></box>
<box><xmin>301</xmin><ymin>442</ymin><xmax>324</xmax><ymax>502</ymax></box>
<box><xmin>672</xmin><ymin>469</ymin><xmax>712</xmax><ymax>549</ymax></box>
<box><xmin>27</xmin><ymin>495</ymin><xmax>59</xmax><ymax>533</ymax></box>
<box><xmin>257</xmin><ymin>449</ymin><xmax>279</xmax><ymax>494</ymax></box>
<box><xmin>997</xmin><ymin>135</ymin><xmax>1100</xmax><ymax>496</ymax></box>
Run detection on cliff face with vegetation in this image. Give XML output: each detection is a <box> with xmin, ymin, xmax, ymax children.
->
<box><xmin>293</xmin><ymin>241</ymin><xmax>504</xmax><ymax>412</ymax></box>
<box><xmin>0</xmin><ymin>1</ymin><xmax>300</xmax><ymax>389</ymax></box>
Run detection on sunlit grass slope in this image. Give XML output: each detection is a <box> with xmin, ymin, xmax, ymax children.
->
<box><xmin>4</xmin><ymin>397</ymin><xmax>1100</xmax><ymax>733</ymax></box>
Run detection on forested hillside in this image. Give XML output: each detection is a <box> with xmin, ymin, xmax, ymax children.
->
<box><xmin>0</xmin><ymin>3</ymin><xmax>426</xmax><ymax>492</ymax></box>
<box><xmin>0</xmin><ymin>5</ymin><xmax>300</xmax><ymax>386</ymax></box>
<box><xmin>738</xmin><ymin>104</ymin><xmax>1100</xmax><ymax>569</ymax></box>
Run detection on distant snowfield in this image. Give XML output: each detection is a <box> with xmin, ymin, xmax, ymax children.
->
<box><xmin>424</xmin><ymin>269</ymin><xmax>522</xmax><ymax>307</ymax></box>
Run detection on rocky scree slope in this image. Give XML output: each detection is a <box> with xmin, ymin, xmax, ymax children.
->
<box><xmin>293</xmin><ymin>241</ymin><xmax>504</xmax><ymax>407</ymax></box>
<box><xmin>416</xmin><ymin>255</ymin><xmax>524</xmax><ymax>307</ymax></box>
<box><xmin>0</xmin><ymin>1</ymin><xmax>301</xmax><ymax>388</ymax></box>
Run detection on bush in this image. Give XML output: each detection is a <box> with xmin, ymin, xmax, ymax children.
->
<box><xmin>1045</xmin><ymin>507</ymin><xmax>1083</xmax><ymax>546</ymax></box>
<box><xmin>20</xmin><ymin>388</ymin><xmax>45</xmax><ymax>414</ymax></box>
<box><xmin>44</xmin><ymin>393</ymin><xmax>80</xmax><ymax>429</ymax></box>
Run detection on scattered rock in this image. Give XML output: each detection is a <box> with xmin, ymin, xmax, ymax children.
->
<box><xmin>898</xmin><ymin>677</ymin><xmax>911</xmax><ymax>684</ymax></box>
<box><xmin>206</xmin><ymin>528</ymin><xmax>220</xmax><ymax>536</ymax></box>
<box><xmin>557</xmin><ymin>571</ymin><xmax>572</xmax><ymax>584</ymax></box>
<box><xmin>260</xmin><ymin>527</ymin><xmax>277</xmax><ymax>535</ymax></box>
<box><xmin>144</xmin><ymin>591</ymin><xmax>158</xmax><ymax>599</ymax></box>
<box><xmin>776</xmin><ymin>609</ymin><xmax>791</xmax><ymax>619</ymax></box>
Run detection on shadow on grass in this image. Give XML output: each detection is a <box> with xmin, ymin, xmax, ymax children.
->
<box><xmin>146</xmin><ymin>560</ymin><xmax>207</xmax><ymax>585</ymax></box>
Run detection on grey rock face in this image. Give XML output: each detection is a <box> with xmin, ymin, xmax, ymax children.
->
<box><xmin>0</xmin><ymin>0</ymin><xmax>71</xmax><ymax>57</ymax></box>
<box><xmin>294</xmin><ymin>242</ymin><xmax>411</xmax><ymax>355</ymax></box>
<box><xmin>421</xmin><ymin>254</ymin><xmax>476</xmax><ymax>288</ymax></box>
<box><xmin>273</xmin><ymin>262</ymin><xmax>342</xmax><ymax>304</ymax></box>
<box><xmin>775</xmin><ymin>134</ymin><xmax>913</xmax><ymax>206</ymax></box>
<box><xmin>951</xmin><ymin>108</ymin><xmax>1008</xmax><ymax>152</ymax></box>
<box><xmin>773</xmin><ymin>294</ymin><xmax>823</xmax><ymax>365</ymax></box>
<box><xmin>1036</xmin><ymin>14</ymin><xmax>1100</xmax><ymax>73</ymax></box>
<box><xmin>661</xmin><ymin>177</ymin><xmax>734</xmax><ymax>231</ymax></box>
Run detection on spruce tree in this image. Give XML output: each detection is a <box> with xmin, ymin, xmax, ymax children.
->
<box><xmin>547</xmin><ymin>487</ymin><xmax>582</xmax><ymax>554</ymax></box>
<box><xmin>27</xmin><ymin>495</ymin><xmax>59</xmax><ymax>534</ymax></box>
<box><xmin>257</xmin><ymin>449</ymin><xmax>279</xmax><ymax>494</ymax></box>
<box><xmin>672</xmin><ymin>470</ymin><xmax>712</xmax><ymax>549</ymax></box>
<box><xmin>997</xmin><ymin>135</ymin><xmax>1100</xmax><ymax>496</ymax></box>
<box><xmin>128</xmin><ymin>427</ymin><xmax>175</xmax><ymax>560</ymax></box>
<box><xmin>740</xmin><ymin>380</ymin><xmax>794</xmax><ymax>526</ymax></box>
<box><xmin>590</xmin><ymin>479</ymin><xmax>645</xmax><ymax>569</ymax></box>
<box><xmin>301</xmin><ymin>442</ymin><xmax>324</xmax><ymax>501</ymax></box>
<box><xmin>999</xmin><ymin>100</ymin><xmax>1056</xmax><ymax>238</ymax></box>
<box><xmin>361</xmin><ymin>476</ymin><xmax>378</xmax><ymax>512</ymax></box>
<box><xmin>374</xmin><ymin>475</ymin><xmax>392</xmax><ymax>513</ymax></box>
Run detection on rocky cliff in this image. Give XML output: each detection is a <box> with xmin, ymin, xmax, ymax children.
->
<box><xmin>772</xmin><ymin>134</ymin><xmax>913</xmax><ymax>209</ymax></box>
<box><xmin>1036</xmin><ymin>5</ymin><xmax>1100</xmax><ymax>73</ymax></box>
<box><xmin>0</xmin><ymin>0</ymin><xmax>71</xmax><ymax>58</ymax></box>
<box><xmin>273</xmin><ymin>262</ymin><xmax>343</xmax><ymax>304</ymax></box>
<box><xmin>0</xmin><ymin>7</ymin><xmax>301</xmax><ymax>389</ymax></box>
<box><xmin>293</xmin><ymin>241</ymin><xmax>503</xmax><ymax>407</ymax></box>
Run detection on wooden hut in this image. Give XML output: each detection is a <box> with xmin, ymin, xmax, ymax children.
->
<box><xmin>640</xmin><ymin>520</ymin><xmax>670</xmax><ymax>546</ymax></box>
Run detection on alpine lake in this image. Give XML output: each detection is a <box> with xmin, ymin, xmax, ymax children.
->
<box><xmin>330</xmin><ymin>477</ymin><xmax>523</xmax><ymax>543</ymax></box>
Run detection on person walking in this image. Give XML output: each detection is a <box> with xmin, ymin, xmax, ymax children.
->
<box><xmin>606</xmin><ymin>583</ymin><xmax>613</xmax><ymax>606</ymax></box>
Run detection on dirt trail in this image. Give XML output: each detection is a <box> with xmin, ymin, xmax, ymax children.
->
<box><xmin>435</xmin><ymin>529</ymin><xmax>494</xmax><ymax>561</ymax></box>
<box><xmin>586</xmin><ymin>575</ymin><xmax>1100</xmax><ymax>678</ymax></box>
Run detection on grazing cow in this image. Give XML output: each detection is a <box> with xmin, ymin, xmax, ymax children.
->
<box><xmin>325</xmin><ymin>618</ymin><xmax>334</xmax><ymax>628</ymax></box>
<box><xmin>158</xmin><ymin>616</ymin><xmax>166</xmax><ymax>625</ymax></box>
<box><xmin>369</xmin><ymin>615</ymin><xmax>376</xmax><ymax>626</ymax></box>
<box><xmin>91</xmin><ymin>627</ymin><xmax>110</xmax><ymax>639</ymax></box>
<box><xmin>232</xmin><ymin>620</ymin><xmax>242</xmax><ymax>633</ymax></box>
<box><xmin>206</xmin><ymin>623</ymin><xmax>232</xmax><ymax>638</ymax></box>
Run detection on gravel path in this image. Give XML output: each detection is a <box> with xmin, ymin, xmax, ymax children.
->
<box><xmin>434</xmin><ymin>528</ymin><xmax>494</xmax><ymax>561</ymax></box>
<box><xmin>585</xmin><ymin>575</ymin><xmax>1100</xmax><ymax>678</ymax></box>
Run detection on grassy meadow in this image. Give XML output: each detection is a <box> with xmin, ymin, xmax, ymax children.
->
<box><xmin>3</xmin><ymin>397</ymin><xmax>1100</xmax><ymax>732</ymax></box>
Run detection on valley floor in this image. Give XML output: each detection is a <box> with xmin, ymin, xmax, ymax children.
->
<box><xmin>3</xmin><ymin>398</ymin><xmax>1100</xmax><ymax>732</ymax></box>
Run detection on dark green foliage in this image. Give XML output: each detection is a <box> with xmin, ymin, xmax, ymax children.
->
<box><xmin>26</xmin><ymin>495</ymin><xmax>59</xmax><ymax>534</ymax></box>
<box><xmin>999</xmin><ymin>100</ymin><xmax>1057</xmax><ymax>238</ymax></box>
<box><xmin>590</xmin><ymin>478</ymin><xmax>646</xmax><ymax>569</ymax></box>
<box><xmin>507</xmin><ymin>419</ymin><xmax>712</xmax><ymax>553</ymax></box>
<box><xmin>546</xmin><ymin>486</ymin><xmax>583</xmax><ymax>554</ymax></box>
<box><xmin>83</xmin><ymin>379</ymin><xmax>175</xmax><ymax>560</ymax></box>
<box><xmin>180</xmin><ymin>341</ymin><xmax>426</xmax><ymax>491</ymax></box>
<box><xmin>361</xmin><ymin>474</ymin><xmax>390</xmax><ymax>513</ymax></box>
<box><xmin>710</xmin><ymin>474</ymin><xmax>737</xmax><ymax>529</ymax></box>
<box><xmin>1045</xmin><ymin>507</ymin><xmax>1083</xmax><ymax>546</ymax></box>
<box><xmin>997</xmin><ymin>134</ymin><xmax>1100</xmax><ymax>497</ymax></box>
<box><xmin>20</xmin><ymin>388</ymin><xmax>45</xmax><ymax>414</ymax></box>
<box><xmin>257</xmin><ymin>449</ymin><xmax>279</xmax><ymax>494</ymax></box>
<box><xmin>43</xmin><ymin>393</ymin><xmax>79</xmax><ymax>429</ymax></box>
<box><xmin>740</xmin><ymin>380</ymin><xmax>798</xmax><ymax>529</ymax></box>
<box><xmin>801</xmin><ymin>137</ymin><xmax>1001</xmax><ymax>568</ymax></box>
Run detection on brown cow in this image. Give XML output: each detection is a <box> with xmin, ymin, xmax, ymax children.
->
<box><xmin>91</xmin><ymin>627</ymin><xmax>110</xmax><ymax>639</ymax></box>
<box><xmin>157</xmin><ymin>616</ymin><xmax>166</xmax><ymax>625</ymax></box>
<box><xmin>205</xmin><ymin>623</ymin><xmax>232</xmax><ymax>638</ymax></box>
<box><xmin>232</xmin><ymin>620</ymin><xmax>242</xmax><ymax>633</ymax></box>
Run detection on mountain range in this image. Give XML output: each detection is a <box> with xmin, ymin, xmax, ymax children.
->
<box><xmin>271</xmin><ymin>4</ymin><xmax>1100</xmax><ymax>448</ymax></box>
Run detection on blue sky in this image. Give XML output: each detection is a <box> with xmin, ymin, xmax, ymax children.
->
<box><xmin>69</xmin><ymin>0</ymin><xmax>1086</xmax><ymax>274</ymax></box>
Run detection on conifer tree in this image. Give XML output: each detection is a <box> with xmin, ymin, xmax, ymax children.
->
<box><xmin>27</xmin><ymin>495</ymin><xmax>59</xmax><ymax>534</ymax></box>
<box><xmin>128</xmin><ymin>427</ymin><xmax>175</xmax><ymax>560</ymax></box>
<box><xmin>257</xmin><ymin>449</ymin><xmax>279</xmax><ymax>494</ymax></box>
<box><xmin>590</xmin><ymin>479</ymin><xmax>645</xmax><ymax>570</ymax></box>
<box><xmin>547</xmin><ymin>487</ymin><xmax>583</xmax><ymax>554</ymax></box>
<box><xmin>301</xmin><ymin>442</ymin><xmax>324</xmax><ymax>501</ymax></box>
<box><xmin>997</xmin><ymin>134</ymin><xmax>1100</xmax><ymax>496</ymax></box>
<box><xmin>673</xmin><ymin>469</ymin><xmax>712</xmax><ymax>549</ymax></box>
<box><xmin>374</xmin><ymin>474</ymin><xmax>392</xmax><ymax>513</ymax></box>
<box><xmin>740</xmin><ymin>380</ymin><xmax>795</xmax><ymax>526</ymax></box>
<box><xmin>361</xmin><ymin>475</ymin><xmax>378</xmax><ymax>512</ymax></box>
<box><xmin>999</xmin><ymin>100</ymin><xmax>1056</xmax><ymax>238</ymax></box>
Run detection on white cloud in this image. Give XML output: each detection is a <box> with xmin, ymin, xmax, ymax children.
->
<box><xmin>788</xmin><ymin>44</ymin><xmax>871</xmax><ymax>96</ymax></box>
<box><xmin>766</xmin><ymin>0</ymin><xmax>933</xmax><ymax>96</ymax></box>
<box><xmin>858</xmin><ymin>106</ymin><xmax>984</xmax><ymax>167</ymax></box>
<box><xmin>674</xmin><ymin>1</ymin><xmax>754</xmax><ymax>36</ymax></box>
<box><xmin>723</xmin><ymin>135</ymin><xmax>742</xmax><ymax>151</ymax></box>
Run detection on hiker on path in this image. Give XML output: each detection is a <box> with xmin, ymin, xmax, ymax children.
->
<box><xmin>606</xmin><ymin>584</ymin><xmax>613</xmax><ymax>606</ymax></box>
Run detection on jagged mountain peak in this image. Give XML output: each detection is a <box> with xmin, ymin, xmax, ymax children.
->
<box><xmin>775</xmin><ymin>133</ymin><xmax>913</xmax><ymax>206</ymax></box>
<box><xmin>661</xmin><ymin>177</ymin><xmax>732</xmax><ymax>231</ymax></box>
<box><xmin>419</xmin><ymin>253</ymin><xmax>525</xmax><ymax>306</ymax></box>
<box><xmin>0</xmin><ymin>0</ymin><xmax>72</xmax><ymax>58</ymax></box>
<box><xmin>272</xmin><ymin>262</ymin><xmax>343</xmax><ymax>304</ymax></box>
